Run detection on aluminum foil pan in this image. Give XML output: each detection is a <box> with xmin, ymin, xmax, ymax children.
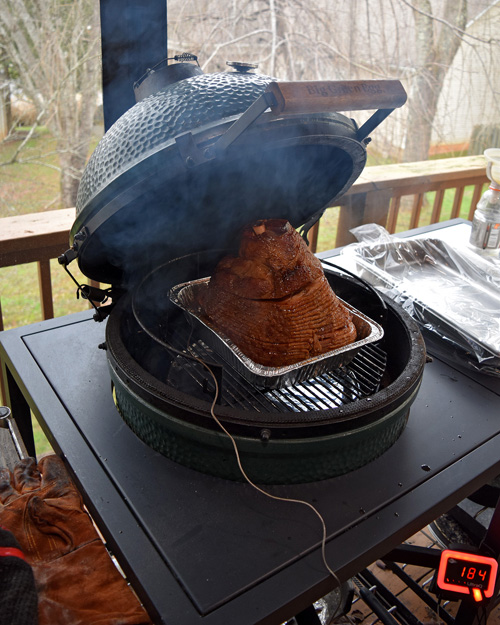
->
<box><xmin>169</xmin><ymin>277</ymin><xmax>384</xmax><ymax>389</ymax></box>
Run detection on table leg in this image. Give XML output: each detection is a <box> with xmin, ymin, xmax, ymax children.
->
<box><xmin>292</xmin><ymin>604</ymin><xmax>322</xmax><ymax>624</ymax></box>
<box><xmin>453</xmin><ymin>601</ymin><xmax>490</xmax><ymax>625</ymax></box>
<box><xmin>1</xmin><ymin>365</ymin><xmax>36</xmax><ymax>458</ymax></box>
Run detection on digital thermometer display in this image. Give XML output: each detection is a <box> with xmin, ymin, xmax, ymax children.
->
<box><xmin>436</xmin><ymin>549</ymin><xmax>498</xmax><ymax>602</ymax></box>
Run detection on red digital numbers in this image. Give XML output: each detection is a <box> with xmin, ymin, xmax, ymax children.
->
<box><xmin>460</xmin><ymin>566</ymin><xmax>489</xmax><ymax>581</ymax></box>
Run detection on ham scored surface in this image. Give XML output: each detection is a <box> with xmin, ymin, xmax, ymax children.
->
<box><xmin>202</xmin><ymin>219</ymin><xmax>357</xmax><ymax>367</ymax></box>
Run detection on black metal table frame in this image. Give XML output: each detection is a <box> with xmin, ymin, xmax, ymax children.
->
<box><xmin>1</xmin><ymin>220</ymin><xmax>500</xmax><ymax>625</ymax></box>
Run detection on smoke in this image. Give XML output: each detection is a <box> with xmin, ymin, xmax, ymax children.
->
<box><xmin>74</xmin><ymin>69</ymin><xmax>367</xmax><ymax>290</ymax></box>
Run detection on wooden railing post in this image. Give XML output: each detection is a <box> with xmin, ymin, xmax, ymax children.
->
<box><xmin>324</xmin><ymin>155</ymin><xmax>488</xmax><ymax>248</ymax></box>
<box><xmin>362</xmin><ymin>188</ymin><xmax>394</xmax><ymax>226</ymax></box>
<box><xmin>306</xmin><ymin>222</ymin><xmax>320</xmax><ymax>253</ymax></box>
<box><xmin>451</xmin><ymin>186</ymin><xmax>465</xmax><ymax>219</ymax></box>
<box><xmin>409</xmin><ymin>194</ymin><xmax>424</xmax><ymax>229</ymax></box>
<box><xmin>336</xmin><ymin>194</ymin><xmax>368</xmax><ymax>247</ymax></box>
<box><xmin>469</xmin><ymin>183</ymin><xmax>486</xmax><ymax>220</ymax></box>
<box><xmin>37</xmin><ymin>260</ymin><xmax>55</xmax><ymax>320</ymax></box>
<box><xmin>430</xmin><ymin>189</ymin><xmax>446</xmax><ymax>224</ymax></box>
<box><xmin>336</xmin><ymin>188</ymin><xmax>393</xmax><ymax>247</ymax></box>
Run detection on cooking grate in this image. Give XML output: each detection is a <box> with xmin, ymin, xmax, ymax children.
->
<box><xmin>165</xmin><ymin>327</ymin><xmax>387</xmax><ymax>413</ymax></box>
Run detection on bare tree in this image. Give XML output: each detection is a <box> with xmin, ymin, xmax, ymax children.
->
<box><xmin>168</xmin><ymin>0</ymin><xmax>498</xmax><ymax>162</ymax></box>
<box><xmin>0</xmin><ymin>0</ymin><xmax>101</xmax><ymax>208</ymax></box>
<box><xmin>401</xmin><ymin>0</ymin><xmax>468</xmax><ymax>161</ymax></box>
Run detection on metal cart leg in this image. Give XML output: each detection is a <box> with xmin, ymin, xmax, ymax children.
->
<box><xmin>0</xmin><ymin>364</ymin><xmax>35</xmax><ymax>458</ymax></box>
<box><xmin>293</xmin><ymin>604</ymin><xmax>322</xmax><ymax>624</ymax></box>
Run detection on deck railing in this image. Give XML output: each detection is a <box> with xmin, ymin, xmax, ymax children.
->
<box><xmin>0</xmin><ymin>155</ymin><xmax>489</xmax><ymax>332</ymax></box>
<box><xmin>308</xmin><ymin>154</ymin><xmax>488</xmax><ymax>250</ymax></box>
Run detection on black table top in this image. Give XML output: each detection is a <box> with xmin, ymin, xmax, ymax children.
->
<box><xmin>1</xmin><ymin>221</ymin><xmax>500</xmax><ymax>625</ymax></box>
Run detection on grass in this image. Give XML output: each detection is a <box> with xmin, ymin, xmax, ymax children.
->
<box><xmin>32</xmin><ymin>415</ymin><xmax>53</xmax><ymax>456</ymax></box>
<box><xmin>1</xmin><ymin>262</ymin><xmax>90</xmax><ymax>455</ymax></box>
<box><xmin>0</xmin><ymin>127</ymin><xmax>61</xmax><ymax>216</ymax></box>
<box><xmin>1</xmin><ymin>131</ymin><xmax>479</xmax><ymax>327</ymax></box>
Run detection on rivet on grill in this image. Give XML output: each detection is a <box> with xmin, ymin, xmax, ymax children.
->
<box><xmin>204</xmin><ymin>146</ymin><xmax>215</xmax><ymax>160</ymax></box>
<box><xmin>260</xmin><ymin>428</ymin><xmax>271</xmax><ymax>442</ymax></box>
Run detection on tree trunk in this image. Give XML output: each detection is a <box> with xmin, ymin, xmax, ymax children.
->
<box><xmin>0</xmin><ymin>64</ymin><xmax>11</xmax><ymax>140</ymax></box>
<box><xmin>403</xmin><ymin>0</ymin><xmax>467</xmax><ymax>162</ymax></box>
<box><xmin>59</xmin><ymin>148</ymin><xmax>89</xmax><ymax>208</ymax></box>
<box><xmin>53</xmin><ymin>1</ymin><xmax>101</xmax><ymax>208</ymax></box>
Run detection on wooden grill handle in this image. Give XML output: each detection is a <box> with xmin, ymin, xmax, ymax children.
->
<box><xmin>267</xmin><ymin>80</ymin><xmax>407</xmax><ymax>115</ymax></box>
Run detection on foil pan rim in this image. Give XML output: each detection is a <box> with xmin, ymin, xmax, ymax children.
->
<box><xmin>169</xmin><ymin>277</ymin><xmax>384</xmax><ymax>387</ymax></box>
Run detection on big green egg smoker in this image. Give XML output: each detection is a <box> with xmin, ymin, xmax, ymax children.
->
<box><xmin>60</xmin><ymin>60</ymin><xmax>426</xmax><ymax>484</ymax></box>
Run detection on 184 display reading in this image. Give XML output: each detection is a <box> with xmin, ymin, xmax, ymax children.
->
<box><xmin>436</xmin><ymin>549</ymin><xmax>498</xmax><ymax>601</ymax></box>
<box><xmin>446</xmin><ymin>559</ymin><xmax>491</xmax><ymax>587</ymax></box>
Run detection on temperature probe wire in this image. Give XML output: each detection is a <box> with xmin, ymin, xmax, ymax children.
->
<box><xmin>195</xmin><ymin>354</ymin><xmax>344</xmax><ymax>624</ymax></box>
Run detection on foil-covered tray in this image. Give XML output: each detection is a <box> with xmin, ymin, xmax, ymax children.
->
<box><xmin>348</xmin><ymin>237</ymin><xmax>500</xmax><ymax>367</ymax></box>
<box><xmin>169</xmin><ymin>277</ymin><xmax>384</xmax><ymax>389</ymax></box>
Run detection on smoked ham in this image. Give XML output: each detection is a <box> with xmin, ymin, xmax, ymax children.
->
<box><xmin>202</xmin><ymin>219</ymin><xmax>357</xmax><ymax>367</ymax></box>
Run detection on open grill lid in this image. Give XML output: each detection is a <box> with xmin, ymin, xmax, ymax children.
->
<box><xmin>66</xmin><ymin>65</ymin><xmax>406</xmax><ymax>286</ymax></box>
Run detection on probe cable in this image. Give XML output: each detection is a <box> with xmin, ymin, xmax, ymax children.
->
<box><xmin>195</xmin><ymin>354</ymin><xmax>344</xmax><ymax>624</ymax></box>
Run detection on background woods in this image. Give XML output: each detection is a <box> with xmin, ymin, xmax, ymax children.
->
<box><xmin>0</xmin><ymin>0</ymin><xmax>499</xmax><ymax>217</ymax></box>
<box><xmin>168</xmin><ymin>0</ymin><xmax>499</xmax><ymax>161</ymax></box>
<box><xmin>0</xmin><ymin>0</ymin><xmax>101</xmax><ymax>210</ymax></box>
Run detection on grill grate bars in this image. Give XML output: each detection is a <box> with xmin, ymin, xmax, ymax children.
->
<box><xmin>167</xmin><ymin>326</ymin><xmax>387</xmax><ymax>413</ymax></box>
